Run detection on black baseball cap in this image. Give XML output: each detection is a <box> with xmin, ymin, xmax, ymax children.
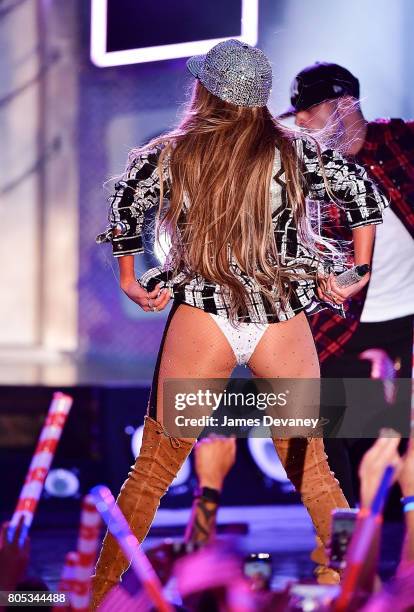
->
<box><xmin>279</xmin><ymin>62</ymin><xmax>360</xmax><ymax>118</ymax></box>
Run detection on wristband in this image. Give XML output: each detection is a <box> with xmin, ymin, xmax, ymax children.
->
<box><xmin>402</xmin><ymin>495</ymin><xmax>414</xmax><ymax>513</ymax></box>
<box><xmin>194</xmin><ymin>486</ymin><xmax>221</xmax><ymax>504</ymax></box>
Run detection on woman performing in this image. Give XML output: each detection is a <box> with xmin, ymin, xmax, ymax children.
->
<box><xmin>92</xmin><ymin>39</ymin><xmax>388</xmax><ymax>606</ymax></box>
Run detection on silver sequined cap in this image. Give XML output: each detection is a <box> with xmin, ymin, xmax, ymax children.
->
<box><xmin>187</xmin><ymin>39</ymin><xmax>272</xmax><ymax>107</ymax></box>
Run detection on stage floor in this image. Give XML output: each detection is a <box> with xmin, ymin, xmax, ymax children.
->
<box><xmin>29</xmin><ymin>504</ymin><xmax>403</xmax><ymax>593</ymax></box>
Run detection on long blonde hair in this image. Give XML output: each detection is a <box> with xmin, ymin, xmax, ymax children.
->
<box><xmin>132</xmin><ymin>81</ymin><xmax>344</xmax><ymax>324</ymax></box>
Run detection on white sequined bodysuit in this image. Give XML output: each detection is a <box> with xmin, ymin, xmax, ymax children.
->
<box><xmin>208</xmin><ymin>312</ymin><xmax>269</xmax><ymax>366</ymax></box>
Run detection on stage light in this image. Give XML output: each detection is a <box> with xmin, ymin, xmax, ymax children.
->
<box><xmin>44</xmin><ymin>469</ymin><xmax>80</xmax><ymax>498</ymax></box>
<box><xmin>130</xmin><ymin>425</ymin><xmax>191</xmax><ymax>487</ymax></box>
<box><xmin>247</xmin><ymin>434</ymin><xmax>290</xmax><ymax>484</ymax></box>
<box><xmin>91</xmin><ymin>0</ymin><xmax>259</xmax><ymax>68</ymax></box>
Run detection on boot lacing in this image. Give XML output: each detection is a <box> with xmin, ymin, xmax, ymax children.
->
<box><xmin>154</xmin><ymin>420</ymin><xmax>182</xmax><ymax>448</ymax></box>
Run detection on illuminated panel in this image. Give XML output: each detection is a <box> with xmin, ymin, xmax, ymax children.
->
<box><xmin>91</xmin><ymin>0</ymin><xmax>259</xmax><ymax>67</ymax></box>
<box><xmin>130</xmin><ymin>425</ymin><xmax>190</xmax><ymax>486</ymax></box>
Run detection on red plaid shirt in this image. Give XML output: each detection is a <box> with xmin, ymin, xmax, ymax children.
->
<box><xmin>309</xmin><ymin>118</ymin><xmax>414</xmax><ymax>363</ymax></box>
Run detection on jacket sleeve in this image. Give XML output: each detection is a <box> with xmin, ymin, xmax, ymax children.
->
<box><xmin>95</xmin><ymin>147</ymin><xmax>169</xmax><ymax>257</ymax></box>
<box><xmin>295</xmin><ymin>136</ymin><xmax>389</xmax><ymax>229</ymax></box>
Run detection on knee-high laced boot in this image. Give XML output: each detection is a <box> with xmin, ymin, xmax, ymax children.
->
<box><xmin>272</xmin><ymin>436</ymin><xmax>349</xmax><ymax>584</ymax></box>
<box><xmin>90</xmin><ymin>415</ymin><xmax>196</xmax><ymax>609</ymax></box>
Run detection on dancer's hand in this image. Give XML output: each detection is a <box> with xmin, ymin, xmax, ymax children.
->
<box><xmin>358</xmin><ymin>430</ymin><xmax>402</xmax><ymax>509</ymax></box>
<box><xmin>317</xmin><ymin>271</ymin><xmax>370</xmax><ymax>306</ymax></box>
<box><xmin>194</xmin><ymin>435</ymin><xmax>236</xmax><ymax>491</ymax></box>
<box><xmin>120</xmin><ymin>280</ymin><xmax>171</xmax><ymax>312</ymax></box>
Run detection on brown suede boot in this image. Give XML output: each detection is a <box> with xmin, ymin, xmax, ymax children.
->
<box><xmin>272</xmin><ymin>436</ymin><xmax>349</xmax><ymax>584</ymax></box>
<box><xmin>90</xmin><ymin>415</ymin><xmax>196</xmax><ymax>609</ymax></box>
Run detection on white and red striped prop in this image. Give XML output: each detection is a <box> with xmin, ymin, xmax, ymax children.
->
<box><xmin>7</xmin><ymin>391</ymin><xmax>73</xmax><ymax>545</ymax></box>
<box><xmin>58</xmin><ymin>550</ymin><xmax>80</xmax><ymax>595</ymax></box>
<box><xmin>52</xmin><ymin>551</ymin><xmax>80</xmax><ymax>612</ymax></box>
<box><xmin>70</xmin><ymin>494</ymin><xmax>102</xmax><ymax>610</ymax></box>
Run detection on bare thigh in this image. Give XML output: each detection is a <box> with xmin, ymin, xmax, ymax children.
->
<box><xmin>247</xmin><ymin>311</ymin><xmax>320</xmax><ymax>378</ymax></box>
<box><xmin>155</xmin><ymin>304</ymin><xmax>237</xmax><ymax>433</ymax></box>
<box><xmin>247</xmin><ymin>312</ymin><xmax>320</xmax><ymax>436</ymax></box>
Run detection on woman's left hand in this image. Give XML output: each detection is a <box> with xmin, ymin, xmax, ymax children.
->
<box><xmin>317</xmin><ymin>271</ymin><xmax>370</xmax><ymax>306</ymax></box>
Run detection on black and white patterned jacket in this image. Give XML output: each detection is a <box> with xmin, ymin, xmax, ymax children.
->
<box><xmin>96</xmin><ymin>137</ymin><xmax>389</xmax><ymax>324</ymax></box>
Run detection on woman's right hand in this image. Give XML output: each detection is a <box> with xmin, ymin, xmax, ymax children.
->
<box><xmin>120</xmin><ymin>280</ymin><xmax>171</xmax><ymax>312</ymax></box>
<box><xmin>317</xmin><ymin>271</ymin><xmax>370</xmax><ymax>306</ymax></box>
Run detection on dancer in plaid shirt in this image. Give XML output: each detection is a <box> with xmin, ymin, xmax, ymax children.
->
<box><xmin>281</xmin><ymin>62</ymin><xmax>414</xmax><ymax>506</ymax></box>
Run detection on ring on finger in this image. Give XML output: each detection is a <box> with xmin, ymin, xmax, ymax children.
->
<box><xmin>148</xmin><ymin>298</ymin><xmax>153</xmax><ymax>308</ymax></box>
<box><xmin>152</xmin><ymin>306</ymin><xmax>157</xmax><ymax>312</ymax></box>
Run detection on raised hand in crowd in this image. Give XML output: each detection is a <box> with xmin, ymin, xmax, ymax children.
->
<box><xmin>397</xmin><ymin>436</ymin><xmax>414</xmax><ymax>570</ymax></box>
<box><xmin>0</xmin><ymin>518</ymin><xmax>30</xmax><ymax>592</ymax></box>
<box><xmin>361</xmin><ymin>436</ymin><xmax>414</xmax><ymax>612</ymax></box>
<box><xmin>358</xmin><ymin>429</ymin><xmax>402</xmax><ymax>509</ymax></box>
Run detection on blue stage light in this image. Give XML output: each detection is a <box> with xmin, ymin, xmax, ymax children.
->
<box><xmin>247</xmin><ymin>434</ymin><xmax>290</xmax><ymax>484</ymax></box>
<box><xmin>44</xmin><ymin>469</ymin><xmax>80</xmax><ymax>498</ymax></box>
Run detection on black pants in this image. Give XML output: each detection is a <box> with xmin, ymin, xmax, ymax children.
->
<box><xmin>321</xmin><ymin>314</ymin><xmax>413</xmax><ymax>509</ymax></box>
<box><xmin>147</xmin><ymin>299</ymin><xmax>182</xmax><ymax>421</ymax></box>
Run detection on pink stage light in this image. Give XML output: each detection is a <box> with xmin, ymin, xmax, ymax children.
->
<box><xmin>90</xmin><ymin>0</ymin><xmax>259</xmax><ymax>67</ymax></box>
